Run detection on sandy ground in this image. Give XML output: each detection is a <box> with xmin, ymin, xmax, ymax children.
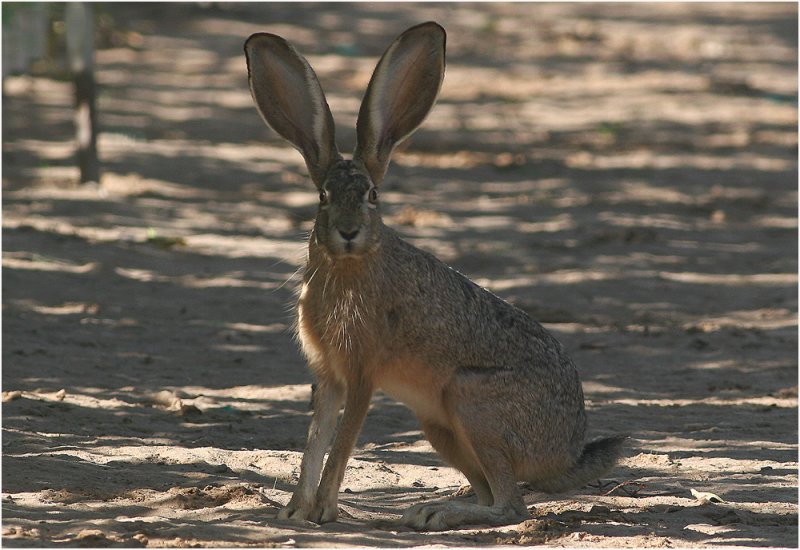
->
<box><xmin>2</xmin><ymin>2</ymin><xmax>797</xmax><ymax>547</ymax></box>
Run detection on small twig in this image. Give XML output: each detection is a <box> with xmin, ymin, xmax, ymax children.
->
<box><xmin>588</xmin><ymin>479</ymin><xmax>623</xmax><ymax>493</ymax></box>
<box><xmin>601</xmin><ymin>480</ymin><xmax>645</xmax><ymax>497</ymax></box>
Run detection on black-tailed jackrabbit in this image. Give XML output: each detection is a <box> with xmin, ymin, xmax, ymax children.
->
<box><xmin>244</xmin><ymin>22</ymin><xmax>626</xmax><ymax>531</ymax></box>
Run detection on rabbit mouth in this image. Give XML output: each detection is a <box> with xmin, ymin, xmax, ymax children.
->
<box><xmin>328</xmin><ymin>247</ymin><xmax>368</xmax><ymax>262</ymax></box>
<box><xmin>328</xmin><ymin>228</ymin><xmax>369</xmax><ymax>258</ymax></box>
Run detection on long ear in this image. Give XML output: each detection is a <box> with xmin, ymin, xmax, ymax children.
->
<box><xmin>245</xmin><ymin>33</ymin><xmax>339</xmax><ymax>188</ymax></box>
<box><xmin>354</xmin><ymin>22</ymin><xmax>446</xmax><ymax>186</ymax></box>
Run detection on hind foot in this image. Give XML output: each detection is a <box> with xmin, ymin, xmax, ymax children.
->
<box><xmin>402</xmin><ymin>500</ymin><xmax>528</xmax><ymax>531</ymax></box>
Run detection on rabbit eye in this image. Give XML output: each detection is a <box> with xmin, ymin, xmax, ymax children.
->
<box><xmin>368</xmin><ymin>188</ymin><xmax>378</xmax><ymax>203</ymax></box>
<box><xmin>319</xmin><ymin>190</ymin><xmax>327</xmax><ymax>203</ymax></box>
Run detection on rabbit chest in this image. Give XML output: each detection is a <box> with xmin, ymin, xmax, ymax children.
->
<box><xmin>296</xmin><ymin>269</ymin><xmax>452</xmax><ymax>424</ymax></box>
<box><xmin>296</xmin><ymin>272</ymin><xmax>387</xmax><ymax>383</ymax></box>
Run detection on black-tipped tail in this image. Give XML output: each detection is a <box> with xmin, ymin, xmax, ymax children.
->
<box><xmin>531</xmin><ymin>434</ymin><xmax>629</xmax><ymax>494</ymax></box>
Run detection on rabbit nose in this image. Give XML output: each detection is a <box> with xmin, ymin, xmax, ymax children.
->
<box><xmin>338</xmin><ymin>229</ymin><xmax>360</xmax><ymax>241</ymax></box>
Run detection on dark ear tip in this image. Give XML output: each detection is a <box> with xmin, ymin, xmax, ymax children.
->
<box><xmin>402</xmin><ymin>21</ymin><xmax>446</xmax><ymax>40</ymax></box>
<box><xmin>244</xmin><ymin>32</ymin><xmax>287</xmax><ymax>55</ymax></box>
<box><xmin>405</xmin><ymin>21</ymin><xmax>446</xmax><ymax>50</ymax></box>
<box><xmin>427</xmin><ymin>21</ymin><xmax>447</xmax><ymax>37</ymax></box>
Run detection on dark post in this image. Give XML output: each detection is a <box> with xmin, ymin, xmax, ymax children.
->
<box><xmin>65</xmin><ymin>3</ymin><xmax>99</xmax><ymax>184</ymax></box>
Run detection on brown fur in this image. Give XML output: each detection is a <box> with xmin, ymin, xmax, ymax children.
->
<box><xmin>244</xmin><ymin>22</ymin><xmax>626</xmax><ymax>531</ymax></box>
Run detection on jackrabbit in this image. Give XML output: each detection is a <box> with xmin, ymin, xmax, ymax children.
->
<box><xmin>244</xmin><ymin>22</ymin><xmax>626</xmax><ymax>531</ymax></box>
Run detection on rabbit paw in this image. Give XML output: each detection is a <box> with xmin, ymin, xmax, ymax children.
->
<box><xmin>402</xmin><ymin>501</ymin><xmax>525</xmax><ymax>531</ymax></box>
<box><xmin>308</xmin><ymin>497</ymin><xmax>339</xmax><ymax>524</ymax></box>
<box><xmin>277</xmin><ymin>497</ymin><xmax>315</xmax><ymax>521</ymax></box>
<box><xmin>402</xmin><ymin>502</ymin><xmax>460</xmax><ymax>531</ymax></box>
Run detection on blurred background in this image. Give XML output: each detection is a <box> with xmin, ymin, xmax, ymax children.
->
<box><xmin>2</xmin><ymin>3</ymin><xmax>797</xmax><ymax>547</ymax></box>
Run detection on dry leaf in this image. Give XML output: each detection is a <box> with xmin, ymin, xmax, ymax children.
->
<box><xmin>691</xmin><ymin>488</ymin><xmax>725</xmax><ymax>503</ymax></box>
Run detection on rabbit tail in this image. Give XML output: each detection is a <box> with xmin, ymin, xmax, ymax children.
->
<box><xmin>530</xmin><ymin>435</ymin><xmax>629</xmax><ymax>494</ymax></box>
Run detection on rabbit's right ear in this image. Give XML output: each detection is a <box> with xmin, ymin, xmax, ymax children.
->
<box><xmin>354</xmin><ymin>22</ymin><xmax>446</xmax><ymax>186</ymax></box>
<box><xmin>245</xmin><ymin>33</ymin><xmax>339</xmax><ymax>188</ymax></box>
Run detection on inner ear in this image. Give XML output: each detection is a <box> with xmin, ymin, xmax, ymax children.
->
<box><xmin>354</xmin><ymin>22</ymin><xmax>446</xmax><ymax>186</ymax></box>
<box><xmin>245</xmin><ymin>33</ymin><xmax>340</xmax><ymax>188</ymax></box>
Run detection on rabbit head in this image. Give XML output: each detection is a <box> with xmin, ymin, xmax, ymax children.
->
<box><xmin>245</xmin><ymin>22</ymin><xmax>446</xmax><ymax>259</ymax></box>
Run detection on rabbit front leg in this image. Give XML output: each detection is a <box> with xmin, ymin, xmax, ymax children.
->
<box><xmin>278</xmin><ymin>377</ymin><xmax>344</xmax><ymax>521</ymax></box>
<box><xmin>308</xmin><ymin>376</ymin><xmax>374</xmax><ymax>524</ymax></box>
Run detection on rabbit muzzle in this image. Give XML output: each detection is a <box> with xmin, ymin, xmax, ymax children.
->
<box><xmin>330</xmin><ymin>224</ymin><xmax>368</xmax><ymax>256</ymax></box>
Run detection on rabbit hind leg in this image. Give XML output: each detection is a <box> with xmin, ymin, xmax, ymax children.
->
<box><xmin>420</xmin><ymin>420</ymin><xmax>493</xmax><ymax>506</ymax></box>
<box><xmin>401</xmin><ymin>437</ymin><xmax>526</xmax><ymax>530</ymax></box>
<box><xmin>403</xmin><ymin>390</ymin><xmax>528</xmax><ymax>530</ymax></box>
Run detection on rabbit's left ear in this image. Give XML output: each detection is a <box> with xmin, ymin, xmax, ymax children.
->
<box><xmin>354</xmin><ymin>22</ymin><xmax>446</xmax><ymax>186</ymax></box>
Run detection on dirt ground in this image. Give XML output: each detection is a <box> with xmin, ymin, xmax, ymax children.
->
<box><xmin>2</xmin><ymin>2</ymin><xmax>797</xmax><ymax>547</ymax></box>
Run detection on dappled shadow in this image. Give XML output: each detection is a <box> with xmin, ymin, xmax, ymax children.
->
<box><xmin>3</xmin><ymin>2</ymin><xmax>796</xmax><ymax>547</ymax></box>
